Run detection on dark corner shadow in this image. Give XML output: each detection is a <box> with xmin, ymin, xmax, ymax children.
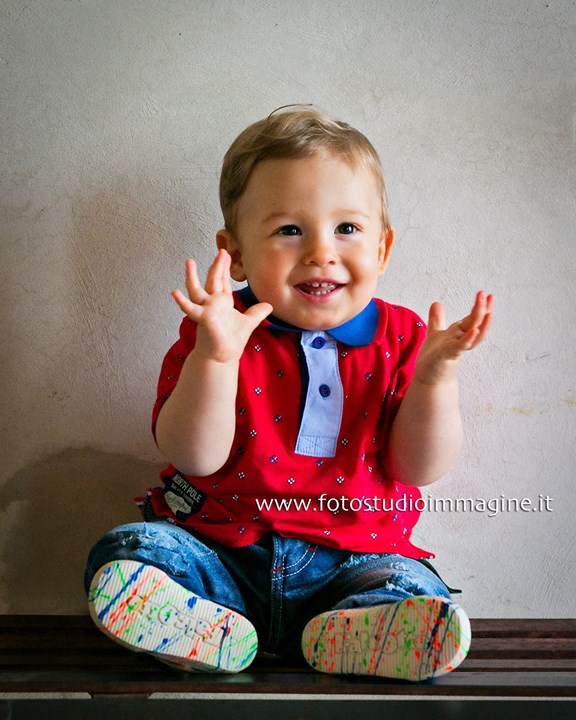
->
<box><xmin>0</xmin><ymin>447</ymin><xmax>161</xmax><ymax>614</ymax></box>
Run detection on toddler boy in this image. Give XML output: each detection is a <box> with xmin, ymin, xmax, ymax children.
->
<box><xmin>85</xmin><ymin>107</ymin><xmax>492</xmax><ymax>681</ymax></box>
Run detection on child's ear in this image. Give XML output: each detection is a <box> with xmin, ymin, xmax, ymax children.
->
<box><xmin>216</xmin><ymin>229</ymin><xmax>247</xmax><ymax>281</ymax></box>
<box><xmin>378</xmin><ymin>227</ymin><xmax>395</xmax><ymax>275</ymax></box>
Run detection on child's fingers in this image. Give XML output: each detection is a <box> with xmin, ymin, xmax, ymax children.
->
<box><xmin>457</xmin><ymin>291</ymin><xmax>493</xmax><ymax>335</ymax></box>
<box><xmin>184</xmin><ymin>258</ymin><xmax>207</xmax><ymax>304</ymax></box>
<box><xmin>456</xmin><ymin>304</ymin><xmax>493</xmax><ymax>352</ymax></box>
<box><xmin>205</xmin><ymin>249</ymin><xmax>232</xmax><ymax>296</ymax></box>
<box><xmin>219</xmin><ymin>250</ymin><xmax>233</xmax><ymax>295</ymax></box>
<box><xmin>203</xmin><ymin>253</ymin><xmax>221</xmax><ymax>295</ymax></box>
<box><xmin>485</xmin><ymin>293</ymin><xmax>495</xmax><ymax>316</ymax></box>
<box><xmin>467</xmin><ymin>310</ymin><xmax>493</xmax><ymax>349</ymax></box>
<box><xmin>427</xmin><ymin>302</ymin><xmax>446</xmax><ymax>332</ymax></box>
<box><xmin>171</xmin><ymin>289</ymin><xmax>202</xmax><ymax>321</ymax></box>
<box><xmin>471</xmin><ymin>291</ymin><xmax>494</xmax><ymax>328</ymax></box>
<box><xmin>244</xmin><ymin>301</ymin><xmax>273</xmax><ymax>328</ymax></box>
<box><xmin>470</xmin><ymin>291</ymin><xmax>488</xmax><ymax>326</ymax></box>
<box><xmin>456</xmin><ymin>292</ymin><xmax>483</xmax><ymax>334</ymax></box>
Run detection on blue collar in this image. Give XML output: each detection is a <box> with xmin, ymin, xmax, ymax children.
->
<box><xmin>237</xmin><ymin>286</ymin><xmax>378</xmax><ymax>347</ymax></box>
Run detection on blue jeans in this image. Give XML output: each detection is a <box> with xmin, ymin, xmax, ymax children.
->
<box><xmin>84</xmin><ymin>521</ymin><xmax>453</xmax><ymax>658</ymax></box>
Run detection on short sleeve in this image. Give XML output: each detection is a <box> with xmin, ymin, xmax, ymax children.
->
<box><xmin>151</xmin><ymin>317</ymin><xmax>198</xmax><ymax>439</ymax></box>
<box><xmin>381</xmin><ymin>305</ymin><xmax>427</xmax><ymax>428</ymax></box>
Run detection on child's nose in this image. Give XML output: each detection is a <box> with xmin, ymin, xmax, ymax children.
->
<box><xmin>301</xmin><ymin>233</ymin><xmax>338</xmax><ymax>267</ymax></box>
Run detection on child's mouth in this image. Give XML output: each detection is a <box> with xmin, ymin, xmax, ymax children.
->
<box><xmin>297</xmin><ymin>282</ymin><xmax>340</xmax><ymax>296</ymax></box>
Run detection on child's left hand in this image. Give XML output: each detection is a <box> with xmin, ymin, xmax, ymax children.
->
<box><xmin>413</xmin><ymin>291</ymin><xmax>494</xmax><ymax>386</ymax></box>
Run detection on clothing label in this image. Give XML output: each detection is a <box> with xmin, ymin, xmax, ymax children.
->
<box><xmin>164</xmin><ymin>472</ymin><xmax>206</xmax><ymax>520</ymax></box>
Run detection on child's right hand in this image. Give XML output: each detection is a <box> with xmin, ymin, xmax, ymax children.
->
<box><xmin>171</xmin><ymin>249</ymin><xmax>273</xmax><ymax>364</ymax></box>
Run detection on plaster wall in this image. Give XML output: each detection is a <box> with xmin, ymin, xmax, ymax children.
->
<box><xmin>1</xmin><ymin>0</ymin><xmax>575</xmax><ymax>616</ymax></box>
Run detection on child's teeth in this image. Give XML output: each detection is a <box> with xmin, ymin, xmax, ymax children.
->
<box><xmin>304</xmin><ymin>282</ymin><xmax>336</xmax><ymax>295</ymax></box>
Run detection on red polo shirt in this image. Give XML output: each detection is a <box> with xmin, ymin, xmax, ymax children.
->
<box><xmin>148</xmin><ymin>291</ymin><xmax>433</xmax><ymax>558</ymax></box>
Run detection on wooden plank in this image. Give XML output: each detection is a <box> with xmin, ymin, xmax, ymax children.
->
<box><xmin>1</xmin><ymin>668</ymin><xmax>576</xmax><ymax>697</ymax></box>
<box><xmin>470</xmin><ymin>619</ymin><xmax>576</xmax><ymax>638</ymax></box>
<box><xmin>4</xmin><ymin>648</ymin><xmax>576</xmax><ymax>671</ymax></box>
<box><xmin>1</xmin><ymin>616</ymin><xmax>576</xmax><ymax>699</ymax></box>
<box><xmin>4</xmin><ymin>634</ymin><xmax>575</xmax><ymax>659</ymax></box>
<box><xmin>2</xmin><ymin>616</ymin><xmax>574</xmax><ymax>639</ymax></box>
<box><xmin>468</xmin><ymin>637</ymin><xmax>576</xmax><ymax>658</ymax></box>
<box><xmin>1</xmin><ymin>700</ymin><xmax>576</xmax><ymax>720</ymax></box>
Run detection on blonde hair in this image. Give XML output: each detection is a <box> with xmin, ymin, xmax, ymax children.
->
<box><xmin>219</xmin><ymin>106</ymin><xmax>391</xmax><ymax>234</ymax></box>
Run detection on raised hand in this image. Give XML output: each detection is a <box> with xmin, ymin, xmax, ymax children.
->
<box><xmin>414</xmin><ymin>291</ymin><xmax>494</xmax><ymax>385</ymax></box>
<box><xmin>171</xmin><ymin>249</ymin><xmax>272</xmax><ymax>364</ymax></box>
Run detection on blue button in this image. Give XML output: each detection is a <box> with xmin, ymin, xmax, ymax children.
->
<box><xmin>312</xmin><ymin>336</ymin><xmax>326</xmax><ymax>349</ymax></box>
<box><xmin>319</xmin><ymin>384</ymin><xmax>331</xmax><ymax>397</ymax></box>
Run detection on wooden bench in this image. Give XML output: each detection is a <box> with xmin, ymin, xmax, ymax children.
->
<box><xmin>1</xmin><ymin>616</ymin><xmax>575</xmax><ymax>719</ymax></box>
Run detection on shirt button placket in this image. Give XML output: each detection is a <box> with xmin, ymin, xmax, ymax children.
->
<box><xmin>314</xmin><ymin>337</ymin><xmax>329</xmax><ymax>397</ymax></box>
<box><xmin>295</xmin><ymin>331</ymin><xmax>344</xmax><ymax>458</ymax></box>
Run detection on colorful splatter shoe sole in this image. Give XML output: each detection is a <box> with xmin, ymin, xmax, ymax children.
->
<box><xmin>88</xmin><ymin>560</ymin><xmax>258</xmax><ymax>673</ymax></box>
<box><xmin>301</xmin><ymin>596</ymin><xmax>471</xmax><ymax>681</ymax></box>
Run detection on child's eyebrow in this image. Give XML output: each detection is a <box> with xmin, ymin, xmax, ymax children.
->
<box><xmin>261</xmin><ymin>211</ymin><xmax>293</xmax><ymax>224</ymax></box>
<box><xmin>335</xmin><ymin>210</ymin><xmax>371</xmax><ymax>219</ymax></box>
<box><xmin>261</xmin><ymin>209</ymin><xmax>372</xmax><ymax>224</ymax></box>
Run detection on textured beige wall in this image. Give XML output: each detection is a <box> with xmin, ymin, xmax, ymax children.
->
<box><xmin>1</xmin><ymin>0</ymin><xmax>575</xmax><ymax>616</ymax></box>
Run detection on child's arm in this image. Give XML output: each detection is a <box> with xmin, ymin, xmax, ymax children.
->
<box><xmin>385</xmin><ymin>291</ymin><xmax>493</xmax><ymax>487</ymax></box>
<box><xmin>154</xmin><ymin>250</ymin><xmax>272</xmax><ymax>476</ymax></box>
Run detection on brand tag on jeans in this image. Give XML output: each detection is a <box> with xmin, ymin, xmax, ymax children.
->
<box><xmin>164</xmin><ymin>472</ymin><xmax>207</xmax><ymax>520</ymax></box>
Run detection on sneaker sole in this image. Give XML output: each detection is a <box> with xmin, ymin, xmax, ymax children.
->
<box><xmin>88</xmin><ymin>560</ymin><xmax>257</xmax><ymax>673</ymax></box>
<box><xmin>301</xmin><ymin>596</ymin><xmax>471</xmax><ymax>681</ymax></box>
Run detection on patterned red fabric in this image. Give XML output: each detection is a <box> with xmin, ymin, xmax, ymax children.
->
<box><xmin>148</xmin><ymin>294</ymin><xmax>433</xmax><ymax>558</ymax></box>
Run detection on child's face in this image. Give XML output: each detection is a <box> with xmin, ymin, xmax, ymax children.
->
<box><xmin>217</xmin><ymin>152</ymin><xmax>394</xmax><ymax>330</ymax></box>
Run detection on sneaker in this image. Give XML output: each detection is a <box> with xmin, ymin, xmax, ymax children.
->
<box><xmin>88</xmin><ymin>560</ymin><xmax>258</xmax><ymax>673</ymax></box>
<box><xmin>301</xmin><ymin>596</ymin><xmax>471</xmax><ymax>681</ymax></box>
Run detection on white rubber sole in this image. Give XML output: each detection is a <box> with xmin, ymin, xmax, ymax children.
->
<box><xmin>301</xmin><ymin>595</ymin><xmax>471</xmax><ymax>681</ymax></box>
<box><xmin>88</xmin><ymin>560</ymin><xmax>257</xmax><ymax>673</ymax></box>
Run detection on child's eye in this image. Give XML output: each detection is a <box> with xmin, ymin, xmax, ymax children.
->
<box><xmin>336</xmin><ymin>223</ymin><xmax>358</xmax><ymax>235</ymax></box>
<box><xmin>277</xmin><ymin>225</ymin><xmax>301</xmax><ymax>236</ymax></box>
